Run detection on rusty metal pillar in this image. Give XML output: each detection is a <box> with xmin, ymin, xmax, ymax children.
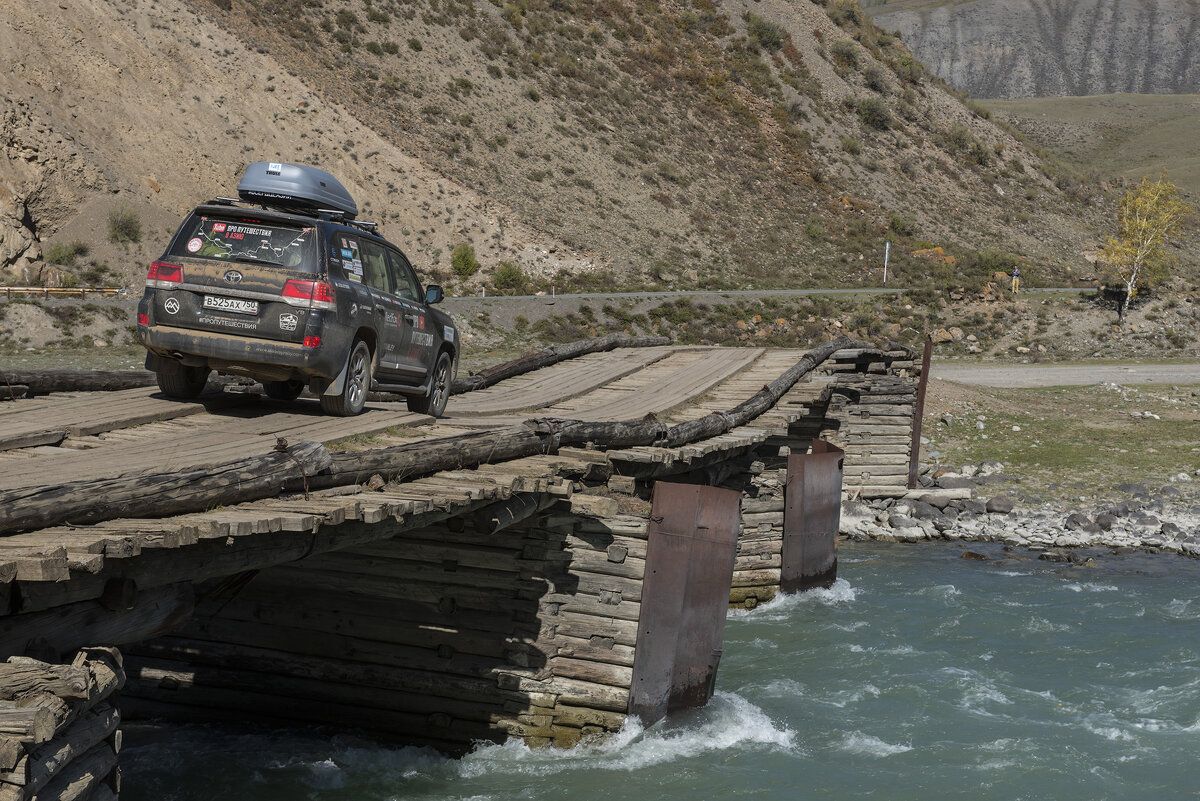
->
<box><xmin>908</xmin><ymin>335</ymin><xmax>933</xmax><ymax>489</ymax></box>
<box><xmin>628</xmin><ymin>482</ymin><xmax>741</xmax><ymax>725</ymax></box>
<box><xmin>781</xmin><ymin>439</ymin><xmax>845</xmax><ymax>593</ymax></box>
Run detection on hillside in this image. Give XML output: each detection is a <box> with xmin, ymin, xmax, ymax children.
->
<box><xmin>866</xmin><ymin>0</ymin><xmax>1200</xmax><ymax>99</ymax></box>
<box><xmin>0</xmin><ymin>0</ymin><xmax>1159</xmax><ymax>298</ymax></box>
<box><xmin>988</xmin><ymin>94</ymin><xmax>1200</xmax><ymax>200</ymax></box>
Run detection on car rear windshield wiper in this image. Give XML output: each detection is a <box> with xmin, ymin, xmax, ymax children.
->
<box><xmin>232</xmin><ymin>255</ymin><xmax>284</xmax><ymax>267</ymax></box>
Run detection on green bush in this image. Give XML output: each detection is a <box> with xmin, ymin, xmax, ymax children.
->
<box><xmin>747</xmin><ymin>15</ymin><xmax>786</xmax><ymax>52</ymax></box>
<box><xmin>107</xmin><ymin>207</ymin><xmax>141</xmax><ymax>244</ymax></box>
<box><xmin>44</xmin><ymin>240</ymin><xmax>90</xmax><ymax>266</ymax></box>
<box><xmin>827</xmin><ymin>0</ymin><xmax>865</xmax><ymax>29</ymax></box>
<box><xmin>863</xmin><ymin>64</ymin><xmax>889</xmax><ymax>94</ymax></box>
<box><xmin>839</xmin><ymin>135</ymin><xmax>861</xmax><ymax>155</ymax></box>
<box><xmin>893</xmin><ymin>53</ymin><xmax>924</xmax><ymax>84</ymax></box>
<box><xmin>450</xmin><ymin>243</ymin><xmax>480</xmax><ymax>278</ymax></box>
<box><xmin>830</xmin><ymin>38</ymin><xmax>859</xmax><ymax>69</ymax></box>
<box><xmin>493</xmin><ymin>261</ymin><xmax>531</xmax><ymax>294</ymax></box>
<box><xmin>856</xmin><ymin>96</ymin><xmax>891</xmax><ymax>130</ymax></box>
<box><xmin>888</xmin><ymin>213</ymin><xmax>916</xmax><ymax>236</ymax></box>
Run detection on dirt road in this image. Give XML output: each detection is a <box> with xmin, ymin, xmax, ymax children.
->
<box><xmin>933</xmin><ymin>362</ymin><xmax>1200</xmax><ymax>387</ymax></box>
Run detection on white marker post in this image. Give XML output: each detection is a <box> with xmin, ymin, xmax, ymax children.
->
<box><xmin>883</xmin><ymin>240</ymin><xmax>891</xmax><ymax>285</ymax></box>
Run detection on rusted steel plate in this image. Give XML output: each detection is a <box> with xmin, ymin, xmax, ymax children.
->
<box><xmin>782</xmin><ymin>439</ymin><xmax>845</xmax><ymax>593</ymax></box>
<box><xmin>628</xmin><ymin>482</ymin><xmax>741</xmax><ymax>724</ymax></box>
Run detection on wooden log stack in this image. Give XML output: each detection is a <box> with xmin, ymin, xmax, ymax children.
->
<box><xmin>819</xmin><ymin>347</ymin><xmax>920</xmax><ymax>499</ymax></box>
<box><xmin>0</xmin><ymin>648</ymin><xmax>124</xmax><ymax>801</ymax></box>
<box><xmin>727</xmin><ymin>346</ymin><xmax>920</xmax><ymax>607</ymax></box>
<box><xmin>122</xmin><ymin>494</ymin><xmax>650</xmax><ymax>751</ymax></box>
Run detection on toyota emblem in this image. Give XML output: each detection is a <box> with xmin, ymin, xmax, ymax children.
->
<box><xmin>223</xmin><ymin>270</ymin><xmax>244</xmax><ymax>284</ymax></box>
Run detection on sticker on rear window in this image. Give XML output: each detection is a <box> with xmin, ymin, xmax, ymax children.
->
<box><xmin>187</xmin><ymin>237</ymin><xmax>203</xmax><ymax>253</ymax></box>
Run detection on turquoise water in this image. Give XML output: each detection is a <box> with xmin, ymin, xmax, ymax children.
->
<box><xmin>123</xmin><ymin>542</ymin><xmax>1200</xmax><ymax>800</ymax></box>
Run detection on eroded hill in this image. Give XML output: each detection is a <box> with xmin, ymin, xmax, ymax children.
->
<box><xmin>867</xmin><ymin>0</ymin><xmax>1200</xmax><ymax>99</ymax></box>
<box><xmin>0</xmin><ymin>0</ymin><xmax>1149</xmax><ymax>296</ymax></box>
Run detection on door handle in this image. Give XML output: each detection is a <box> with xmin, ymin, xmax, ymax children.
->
<box><xmin>402</xmin><ymin>313</ymin><xmax>418</xmax><ymax>325</ymax></box>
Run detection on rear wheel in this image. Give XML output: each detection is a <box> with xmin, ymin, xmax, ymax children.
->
<box><xmin>263</xmin><ymin>379</ymin><xmax>305</xmax><ymax>401</ymax></box>
<box><xmin>155</xmin><ymin>366</ymin><xmax>210</xmax><ymax>399</ymax></box>
<box><xmin>406</xmin><ymin>352</ymin><xmax>452</xmax><ymax>418</ymax></box>
<box><xmin>320</xmin><ymin>340</ymin><xmax>371</xmax><ymax>416</ymax></box>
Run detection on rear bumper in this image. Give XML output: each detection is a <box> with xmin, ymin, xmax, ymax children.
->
<box><xmin>139</xmin><ymin>324</ymin><xmax>344</xmax><ymax>382</ymax></box>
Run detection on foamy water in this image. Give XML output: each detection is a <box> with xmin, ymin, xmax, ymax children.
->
<box><xmin>122</xmin><ymin>542</ymin><xmax>1200</xmax><ymax>800</ymax></box>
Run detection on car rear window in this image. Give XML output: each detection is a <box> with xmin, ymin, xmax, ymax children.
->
<box><xmin>168</xmin><ymin>213</ymin><xmax>319</xmax><ymax>273</ymax></box>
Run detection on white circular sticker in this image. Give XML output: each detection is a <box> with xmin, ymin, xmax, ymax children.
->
<box><xmin>187</xmin><ymin>237</ymin><xmax>203</xmax><ymax>253</ymax></box>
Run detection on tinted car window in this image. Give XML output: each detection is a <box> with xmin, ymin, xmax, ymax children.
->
<box><xmin>387</xmin><ymin>249</ymin><xmax>422</xmax><ymax>301</ymax></box>
<box><xmin>168</xmin><ymin>214</ymin><xmax>317</xmax><ymax>272</ymax></box>
<box><xmin>358</xmin><ymin>239</ymin><xmax>392</xmax><ymax>293</ymax></box>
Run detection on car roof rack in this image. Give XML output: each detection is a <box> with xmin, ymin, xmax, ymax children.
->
<box><xmin>237</xmin><ymin>162</ymin><xmax>359</xmax><ymax>219</ymax></box>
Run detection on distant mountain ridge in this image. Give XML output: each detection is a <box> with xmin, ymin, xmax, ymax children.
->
<box><xmin>867</xmin><ymin>0</ymin><xmax>1200</xmax><ymax>98</ymax></box>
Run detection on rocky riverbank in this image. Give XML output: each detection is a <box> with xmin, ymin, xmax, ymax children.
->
<box><xmin>841</xmin><ymin>461</ymin><xmax>1200</xmax><ymax>560</ymax></box>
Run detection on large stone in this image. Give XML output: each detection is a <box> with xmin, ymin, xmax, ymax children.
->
<box><xmin>954</xmin><ymin>499</ymin><xmax>987</xmax><ymax>515</ymax></box>
<box><xmin>889</xmin><ymin>513</ymin><xmax>921</xmax><ymax>529</ymax></box>
<box><xmin>1064</xmin><ymin>513</ymin><xmax>1100</xmax><ymax>533</ymax></box>
<box><xmin>1161</xmin><ymin>522</ymin><xmax>1183</xmax><ymax>538</ymax></box>
<box><xmin>985</xmin><ymin>495</ymin><xmax>1014</xmax><ymax>514</ymax></box>
<box><xmin>937</xmin><ymin>476</ymin><xmax>977</xmax><ymax>490</ymax></box>
<box><xmin>1094</xmin><ymin>513</ymin><xmax>1117</xmax><ymax>531</ymax></box>
<box><xmin>1114</xmin><ymin>483</ymin><xmax>1151</xmax><ymax>499</ymax></box>
<box><xmin>910</xmin><ymin>500</ymin><xmax>942</xmax><ymax>520</ymax></box>
<box><xmin>978</xmin><ymin>460</ymin><xmax>1004</xmax><ymax>476</ymax></box>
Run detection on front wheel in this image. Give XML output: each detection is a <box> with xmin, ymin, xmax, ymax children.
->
<box><xmin>406</xmin><ymin>352</ymin><xmax>452</xmax><ymax>417</ymax></box>
<box><xmin>320</xmin><ymin>340</ymin><xmax>372</xmax><ymax>416</ymax></box>
<box><xmin>155</xmin><ymin>365</ymin><xmax>210</xmax><ymax>399</ymax></box>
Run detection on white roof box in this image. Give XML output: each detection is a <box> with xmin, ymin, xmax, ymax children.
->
<box><xmin>237</xmin><ymin>162</ymin><xmax>358</xmax><ymax>219</ymax></box>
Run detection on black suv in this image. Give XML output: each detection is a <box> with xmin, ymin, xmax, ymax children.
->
<box><xmin>137</xmin><ymin>162</ymin><xmax>457</xmax><ymax>416</ymax></box>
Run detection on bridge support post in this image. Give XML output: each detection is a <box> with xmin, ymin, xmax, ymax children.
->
<box><xmin>627</xmin><ymin>482</ymin><xmax>741</xmax><ymax>725</ymax></box>
<box><xmin>781</xmin><ymin>440</ymin><xmax>844</xmax><ymax>593</ymax></box>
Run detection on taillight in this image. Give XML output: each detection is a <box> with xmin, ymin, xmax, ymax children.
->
<box><xmin>303</xmin><ymin>336</ymin><xmax>321</xmax><ymax>348</ymax></box>
<box><xmin>146</xmin><ymin>261</ymin><xmax>183</xmax><ymax>288</ymax></box>
<box><xmin>137</xmin><ymin>313</ymin><xmax>149</xmax><ymax>326</ymax></box>
<box><xmin>282</xmin><ymin>279</ymin><xmax>335</xmax><ymax>310</ymax></box>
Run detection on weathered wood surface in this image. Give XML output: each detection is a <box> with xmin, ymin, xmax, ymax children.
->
<box><xmin>0</xmin><ymin>662</ymin><xmax>90</xmax><ymax>703</ymax></box>
<box><xmin>2</xmin><ymin>704</ymin><xmax>119</xmax><ymax>790</ymax></box>
<box><xmin>0</xmin><ymin>371</ymin><xmax>155</xmax><ymax>396</ymax></box>
<box><xmin>0</xmin><ymin>387</ymin><xmax>242</xmax><ymax>454</ymax></box>
<box><xmin>446</xmin><ymin>347</ymin><xmax>673</xmax><ymax>416</ymax></box>
<box><xmin>0</xmin><ymin>441</ymin><xmax>331</xmax><ymax>534</ymax></box>
<box><xmin>451</xmin><ymin>333</ymin><xmax>670</xmax><ymax>394</ymax></box>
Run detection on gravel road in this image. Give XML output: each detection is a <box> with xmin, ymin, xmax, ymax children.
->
<box><xmin>933</xmin><ymin>362</ymin><xmax>1200</xmax><ymax>387</ymax></box>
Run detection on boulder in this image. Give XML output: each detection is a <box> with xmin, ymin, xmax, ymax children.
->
<box><xmin>1161</xmin><ymin>522</ymin><xmax>1183</xmax><ymax>538</ymax></box>
<box><xmin>937</xmin><ymin>476</ymin><xmax>976</xmax><ymax>490</ymax></box>
<box><xmin>954</xmin><ymin>498</ymin><xmax>987</xmax><ymax>515</ymax></box>
<box><xmin>1064</xmin><ymin>513</ymin><xmax>1100</xmax><ymax>533</ymax></box>
<box><xmin>985</xmin><ymin>495</ymin><xmax>1014</xmax><ymax>514</ymax></box>
<box><xmin>978</xmin><ymin>460</ymin><xmax>1004</xmax><ymax>476</ymax></box>
<box><xmin>1094</xmin><ymin>513</ymin><xmax>1117</xmax><ymax>531</ymax></box>
<box><xmin>889</xmin><ymin>513</ymin><xmax>921</xmax><ymax>529</ymax></box>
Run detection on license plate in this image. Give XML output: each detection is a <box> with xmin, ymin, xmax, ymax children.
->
<box><xmin>203</xmin><ymin>295</ymin><xmax>258</xmax><ymax>315</ymax></box>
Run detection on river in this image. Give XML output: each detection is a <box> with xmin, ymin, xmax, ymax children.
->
<box><xmin>121</xmin><ymin>541</ymin><xmax>1200</xmax><ymax>800</ymax></box>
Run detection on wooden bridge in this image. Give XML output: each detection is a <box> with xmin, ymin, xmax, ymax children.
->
<box><xmin>0</xmin><ymin>336</ymin><xmax>926</xmax><ymax>799</ymax></box>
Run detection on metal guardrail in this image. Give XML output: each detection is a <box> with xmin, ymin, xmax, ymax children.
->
<box><xmin>2</xmin><ymin>287</ymin><xmax>127</xmax><ymax>299</ymax></box>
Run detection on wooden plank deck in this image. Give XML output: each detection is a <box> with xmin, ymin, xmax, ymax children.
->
<box><xmin>0</xmin><ymin>403</ymin><xmax>431</xmax><ymax>490</ymax></box>
<box><xmin>444</xmin><ymin>347</ymin><xmax>673</xmax><ymax>416</ymax></box>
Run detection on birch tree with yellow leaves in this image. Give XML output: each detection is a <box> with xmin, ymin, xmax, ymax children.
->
<box><xmin>1100</xmin><ymin>172</ymin><xmax>1193</xmax><ymax>323</ymax></box>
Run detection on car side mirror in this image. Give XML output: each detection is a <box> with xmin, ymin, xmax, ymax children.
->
<box><xmin>424</xmin><ymin>284</ymin><xmax>444</xmax><ymax>305</ymax></box>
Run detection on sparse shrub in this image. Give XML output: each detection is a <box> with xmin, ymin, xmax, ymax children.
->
<box><xmin>856</xmin><ymin>96</ymin><xmax>891</xmax><ymax>130</ymax></box>
<box><xmin>806</xmin><ymin>220</ymin><xmax>824</xmax><ymax>239</ymax></box>
<box><xmin>888</xmin><ymin>213</ymin><xmax>916</xmax><ymax>236</ymax></box>
<box><xmin>893</xmin><ymin>52</ymin><xmax>923</xmax><ymax>84</ymax></box>
<box><xmin>107</xmin><ymin>207</ymin><xmax>141</xmax><ymax>244</ymax></box>
<box><xmin>863</xmin><ymin>64</ymin><xmax>889</xmax><ymax>94</ymax></box>
<box><xmin>44</xmin><ymin>240</ymin><xmax>90</xmax><ymax>266</ymax></box>
<box><xmin>827</xmin><ymin>0</ymin><xmax>865</xmax><ymax>29</ymax></box>
<box><xmin>830</xmin><ymin>38</ymin><xmax>859</xmax><ymax>69</ymax></box>
<box><xmin>839</xmin><ymin>135</ymin><xmax>861</xmax><ymax>155</ymax></box>
<box><xmin>525</xmin><ymin>87</ymin><xmax>541</xmax><ymax>102</ymax></box>
<box><xmin>450</xmin><ymin>243</ymin><xmax>480</xmax><ymax>278</ymax></box>
<box><xmin>747</xmin><ymin>14</ymin><xmax>786</xmax><ymax>52</ymax></box>
<box><xmin>493</xmin><ymin>261</ymin><xmax>531</xmax><ymax>294</ymax></box>
<box><xmin>946</xmin><ymin>123</ymin><xmax>972</xmax><ymax>152</ymax></box>
<box><xmin>407</xmin><ymin>37</ymin><xmax>422</xmax><ymax>51</ymax></box>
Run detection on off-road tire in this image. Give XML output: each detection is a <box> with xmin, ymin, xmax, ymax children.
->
<box><xmin>263</xmin><ymin>379</ymin><xmax>305</xmax><ymax>401</ymax></box>
<box><xmin>406</xmin><ymin>351</ymin><xmax>452</xmax><ymax>418</ymax></box>
<box><xmin>155</xmin><ymin>366</ymin><xmax>210</xmax><ymax>399</ymax></box>
<box><xmin>320</xmin><ymin>340</ymin><xmax>371</xmax><ymax>416</ymax></box>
